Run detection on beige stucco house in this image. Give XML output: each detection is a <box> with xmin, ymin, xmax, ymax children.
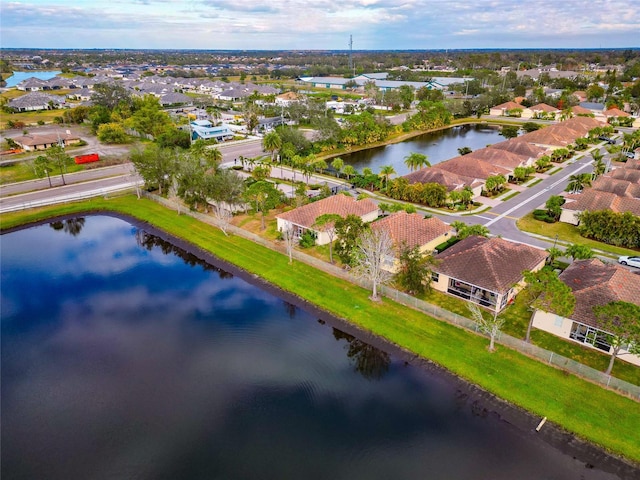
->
<box><xmin>370</xmin><ymin>211</ymin><xmax>454</xmax><ymax>272</ymax></box>
<box><xmin>275</xmin><ymin>195</ymin><xmax>378</xmax><ymax>245</ymax></box>
<box><xmin>431</xmin><ymin>236</ymin><xmax>547</xmax><ymax>312</ymax></box>
<box><xmin>531</xmin><ymin>259</ymin><xmax>640</xmax><ymax>367</ymax></box>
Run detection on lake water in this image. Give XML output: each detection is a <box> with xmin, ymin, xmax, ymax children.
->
<box><xmin>0</xmin><ymin>216</ymin><xmax>631</xmax><ymax>479</ymax></box>
<box><xmin>4</xmin><ymin>70</ymin><xmax>62</xmax><ymax>87</ymax></box>
<box><xmin>342</xmin><ymin>124</ymin><xmax>505</xmax><ymax>176</ymax></box>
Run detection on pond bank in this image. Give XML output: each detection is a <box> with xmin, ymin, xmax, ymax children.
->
<box><xmin>2</xmin><ymin>196</ymin><xmax>640</xmax><ymax>472</ymax></box>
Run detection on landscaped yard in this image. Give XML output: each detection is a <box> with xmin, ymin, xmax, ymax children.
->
<box><xmin>517</xmin><ymin>212</ymin><xmax>639</xmax><ymax>257</ymax></box>
<box><xmin>2</xmin><ymin>196</ymin><xmax>640</xmax><ymax>463</ymax></box>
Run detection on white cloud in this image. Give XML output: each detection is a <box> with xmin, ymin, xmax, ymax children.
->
<box><xmin>1</xmin><ymin>0</ymin><xmax>638</xmax><ymax>48</ymax></box>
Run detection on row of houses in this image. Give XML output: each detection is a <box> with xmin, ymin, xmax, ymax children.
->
<box><xmin>274</xmin><ymin>194</ymin><xmax>640</xmax><ymax>366</ymax></box>
<box><xmin>561</xmin><ymin>160</ymin><xmax>640</xmax><ymax>224</ymax></box>
<box><xmin>490</xmin><ymin>100</ymin><xmax>633</xmax><ymax>124</ymax></box>
<box><xmin>403</xmin><ymin>116</ymin><xmax>603</xmax><ymax>195</ymax></box>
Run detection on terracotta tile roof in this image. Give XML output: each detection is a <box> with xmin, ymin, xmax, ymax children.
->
<box><xmin>12</xmin><ymin>132</ymin><xmax>80</xmax><ymax>147</ymax></box>
<box><xmin>529</xmin><ymin>103</ymin><xmax>558</xmax><ymax>112</ymax></box>
<box><xmin>563</xmin><ymin>189</ymin><xmax>640</xmax><ymax>216</ymax></box>
<box><xmin>434</xmin><ymin>236</ymin><xmax>548</xmax><ymax>294</ymax></box>
<box><xmin>276</xmin><ymin>195</ymin><xmax>377</xmax><ymax>228</ymax></box>
<box><xmin>518</xmin><ymin>116</ymin><xmax>603</xmax><ymax>147</ymax></box>
<box><xmin>464</xmin><ymin>147</ymin><xmax>527</xmax><ymax>170</ymax></box>
<box><xmin>489</xmin><ymin>139</ymin><xmax>548</xmax><ymax>159</ymax></box>
<box><xmin>436</xmin><ymin>156</ymin><xmax>511</xmax><ymax>180</ymax></box>
<box><xmin>371</xmin><ymin>211</ymin><xmax>453</xmax><ymax>250</ymax></box>
<box><xmin>592</xmin><ymin>177</ymin><xmax>640</xmax><ymax>198</ymax></box>
<box><xmin>492</xmin><ymin>101</ymin><xmax>523</xmax><ymax>111</ymax></box>
<box><xmin>603</xmin><ymin>107</ymin><xmax>630</xmax><ymax>117</ymax></box>
<box><xmin>610</xmin><ymin>168</ymin><xmax>640</xmax><ymax>183</ymax></box>
<box><xmin>559</xmin><ymin>259</ymin><xmax>640</xmax><ymax>327</ymax></box>
<box><xmin>570</xmin><ymin>105</ymin><xmax>594</xmax><ymax>115</ymax></box>
<box><xmin>403</xmin><ymin>166</ymin><xmax>479</xmax><ymax>191</ymax></box>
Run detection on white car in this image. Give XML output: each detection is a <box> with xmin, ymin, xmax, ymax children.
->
<box><xmin>618</xmin><ymin>256</ymin><xmax>640</xmax><ymax>268</ymax></box>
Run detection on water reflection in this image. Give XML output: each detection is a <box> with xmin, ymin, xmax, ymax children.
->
<box><xmin>49</xmin><ymin>217</ymin><xmax>86</xmax><ymax>236</ymax></box>
<box><xmin>1</xmin><ymin>217</ymin><xmax>631</xmax><ymax>480</ymax></box>
<box><xmin>343</xmin><ymin>124</ymin><xmax>504</xmax><ymax>176</ymax></box>
<box><xmin>333</xmin><ymin>328</ymin><xmax>391</xmax><ymax>381</ymax></box>
<box><xmin>134</xmin><ymin>228</ymin><xmax>234</xmax><ymax>279</ymax></box>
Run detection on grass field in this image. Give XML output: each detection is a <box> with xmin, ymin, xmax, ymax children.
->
<box><xmin>2</xmin><ymin>196</ymin><xmax>639</xmax><ymax>464</ymax></box>
<box><xmin>517</xmin><ymin>213</ymin><xmax>639</xmax><ymax>257</ymax></box>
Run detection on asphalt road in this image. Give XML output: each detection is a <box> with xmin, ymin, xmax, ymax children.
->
<box><xmin>0</xmin><ymin>137</ymin><xmax>622</xmax><ymax>259</ymax></box>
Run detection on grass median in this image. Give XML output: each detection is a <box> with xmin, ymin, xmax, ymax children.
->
<box><xmin>2</xmin><ymin>195</ymin><xmax>640</xmax><ymax>464</ymax></box>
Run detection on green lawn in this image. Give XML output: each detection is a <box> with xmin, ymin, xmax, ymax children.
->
<box><xmin>2</xmin><ymin>196</ymin><xmax>640</xmax><ymax>464</ymax></box>
<box><xmin>517</xmin><ymin>213</ymin><xmax>639</xmax><ymax>257</ymax></box>
<box><xmin>0</xmin><ymin>162</ymin><xmax>85</xmax><ymax>185</ymax></box>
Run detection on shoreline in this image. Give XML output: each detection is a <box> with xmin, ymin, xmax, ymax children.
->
<box><xmin>4</xmin><ymin>208</ymin><xmax>640</xmax><ymax>478</ymax></box>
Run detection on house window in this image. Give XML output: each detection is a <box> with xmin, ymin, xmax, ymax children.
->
<box><xmin>554</xmin><ymin>315</ymin><xmax>564</xmax><ymax>327</ymax></box>
<box><xmin>431</xmin><ymin>272</ymin><xmax>439</xmax><ymax>282</ymax></box>
<box><xmin>570</xmin><ymin>322</ymin><xmax>611</xmax><ymax>352</ymax></box>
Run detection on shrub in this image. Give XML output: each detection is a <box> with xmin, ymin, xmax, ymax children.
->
<box><xmin>298</xmin><ymin>230</ymin><xmax>317</xmax><ymax>248</ymax></box>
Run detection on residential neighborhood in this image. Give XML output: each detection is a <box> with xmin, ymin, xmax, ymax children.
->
<box><xmin>2</xmin><ymin>44</ymin><xmax>640</xmax><ymax>478</ymax></box>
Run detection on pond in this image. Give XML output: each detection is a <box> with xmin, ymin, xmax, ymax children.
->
<box><xmin>342</xmin><ymin>124</ymin><xmax>505</xmax><ymax>176</ymax></box>
<box><xmin>0</xmin><ymin>216</ymin><xmax>631</xmax><ymax>480</ymax></box>
<box><xmin>4</xmin><ymin>70</ymin><xmax>62</xmax><ymax>87</ymax></box>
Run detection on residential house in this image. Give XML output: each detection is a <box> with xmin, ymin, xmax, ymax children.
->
<box><xmin>488</xmin><ymin>139</ymin><xmax>548</xmax><ymax>164</ymax></box>
<box><xmin>159</xmin><ymin>92</ymin><xmax>193</xmax><ymax>106</ymax></box>
<box><xmin>436</xmin><ymin>155</ymin><xmax>511</xmax><ymax>181</ymax></box>
<box><xmin>403</xmin><ymin>167</ymin><xmax>483</xmax><ymax>196</ymax></box>
<box><xmin>531</xmin><ymin>259</ymin><xmax>640</xmax><ymax>367</ymax></box>
<box><xmin>560</xmin><ymin>189</ymin><xmax>640</xmax><ymax>224</ymax></box>
<box><xmin>431</xmin><ymin>236</ymin><xmax>547</xmax><ymax>312</ymax></box>
<box><xmin>371</xmin><ymin>211</ymin><xmax>453</xmax><ymax>272</ymax></box>
<box><xmin>528</xmin><ymin>103</ymin><xmax>559</xmax><ymax>119</ymax></box>
<box><xmin>489</xmin><ymin>101</ymin><xmax>525</xmax><ymax>117</ymax></box>
<box><xmin>275</xmin><ymin>92</ymin><xmax>302</xmax><ymax>107</ymax></box>
<box><xmin>275</xmin><ymin>195</ymin><xmax>378</xmax><ymax>245</ymax></box>
<box><xmin>11</xmin><ymin>132</ymin><xmax>81</xmax><ymax>151</ymax></box>
<box><xmin>560</xmin><ymin>162</ymin><xmax>640</xmax><ymax>224</ymax></box>
<box><xmin>8</xmin><ymin>92</ymin><xmax>66</xmax><ymax>112</ymax></box>
<box><xmin>190</xmin><ymin>120</ymin><xmax>234</xmax><ymax>142</ymax></box>
<box><xmin>518</xmin><ymin>116</ymin><xmax>603</xmax><ymax>149</ymax></box>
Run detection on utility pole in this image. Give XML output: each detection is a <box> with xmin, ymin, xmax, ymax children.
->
<box><xmin>348</xmin><ymin>35</ymin><xmax>353</xmax><ymax>76</ymax></box>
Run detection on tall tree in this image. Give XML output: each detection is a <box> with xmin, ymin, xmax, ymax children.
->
<box><xmin>243</xmin><ymin>180</ymin><xmax>284</xmax><ymax>230</ymax></box>
<box><xmin>565</xmin><ymin>173</ymin><xmax>592</xmax><ymax>193</ymax></box>
<box><xmin>565</xmin><ymin>243</ymin><xmax>594</xmax><ymax>261</ymax></box>
<box><xmin>208</xmin><ymin>168</ymin><xmax>245</xmax><ymax>235</ymax></box>
<box><xmin>467</xmin><ymin>302</ymin><xmax>505</xmax><ymax>352</ymax></box>
<box><xmin>90</xmin><ymin>83</ymin><xmax>132</xmax><ymax>110</ymax></box>
<box><xmin>522</xmin><ymin>269</ymin><xmax>576</xmax><ymax>343</ymax></box>
<box><xmin>403</xmin><ymin>152</ymin><xmax>430</xmax><ymax>172</ymax></box>
<box><xmin>394</xmin><ymin>245</ymin><xmax>437</xmax><ymax>295</ymax></box>
<box><xmin>335</xmin><ymin>214</ymin><xmax>368</xmax><ymax>266</ymax></box>
<box><xmin>593</xmin><ymin>301</ymin><xmax>640</xmax><ymax>375</ymax></box>
<box><xmin>378</xmin><ymin>165</ymin><xmax>396</xmax><ymax>190</ymax></box>
<box><xmin>314</xmin><ymin>213</ymin><xmax>342</xmax><ymax>264</ymax></box>
<box><xmin>130</xmin><ymin>144</ymin><xmax>179</xmax><ymax>196</ymax></box>
<box><xmin>331</xmin><ymin>157</ymin><xmax>344</xmax><ymax>178</ymax></box>
<box><xmin>33</xmin><ymin>155</ymin><xmax>54</xmax><ymax>187</ymax></box>
<box><xmin>45</xmin><ymin>145</ymin><xmax>72</xmax><ymax>186</ymax></box>
<box><xmin>354</xmin><ymin>228</ymin><xmax>394</xmax><ymax>301</ymax></box>
<box><xmin>262</xmin><ymin>131</ymin><xmax>282</xmax><ymax>162</ymax></box>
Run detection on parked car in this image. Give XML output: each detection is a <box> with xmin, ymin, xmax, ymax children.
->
<box><xmin>618</xmin><ymin>256</ymin><xmax>640</xmax><ymax>268</ymax></box>
<box><xmin>598</xmin><ymin>136</ymin><xmax>615</xmax><ymax>144</ymax></box>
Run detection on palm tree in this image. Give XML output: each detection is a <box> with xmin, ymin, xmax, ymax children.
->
<box><xmin>565</xmin><ymin>173</ymin><xmax>592</xmax><ymax>193</ymax></box>
<box><xmin>403</xmin><ymin>152</ymin><xmax>430</xmax><ymax>172</ymax></box>
<box><xmin>331</xmin><ymin>157</ymin><xmax>344</xmax><ymax>178</ymax></box>
<box><xmin>343</xmin><ymin>165</ymin><xmax>356</xmax><ymax>182</ymax></box>
<box><xmin>379</xmin><ymin>165</ymin><xmax>396</xmax><ymax>190</ymax></box>
<box><xmin>262</xmin><ymin>131</ymin><xmax>282</xmax><ymax>162</ymax></box>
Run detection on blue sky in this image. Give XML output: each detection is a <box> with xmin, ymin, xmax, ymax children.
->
<box><xmin>1</xmin><ymin>0</ymin><xmax>639</xmax><ymax>50</ymax></box>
